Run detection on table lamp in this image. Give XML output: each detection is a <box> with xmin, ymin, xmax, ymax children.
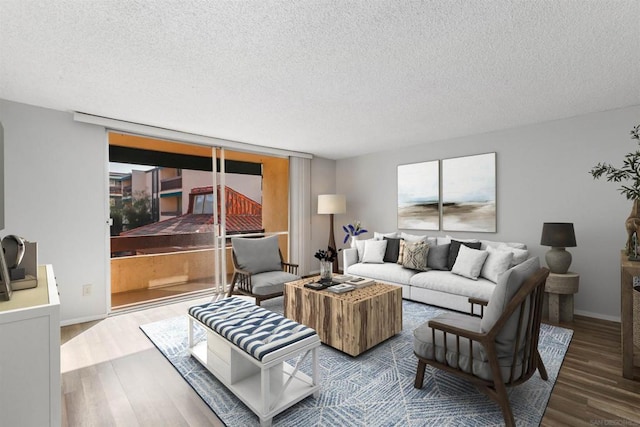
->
<box><xmin>540</xmin><ymin>222</ymin><xmax>577</xmax><ymax>274</ymax></box>
<box><xmin>317</xmin><ymin>194</ymin><xmax>346</xmax><ymax>273</ymax></box>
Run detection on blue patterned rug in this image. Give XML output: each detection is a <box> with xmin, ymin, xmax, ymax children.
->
<box><xmin>140</xmin><ymin>298</ymin><xmax>573</xmax><ymax>426</ymax></box>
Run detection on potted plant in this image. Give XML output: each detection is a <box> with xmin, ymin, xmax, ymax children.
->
<box><xmin>314</xmin><ymin>246</ymin><xmax>339</xmax><ymax>282</ymax></box>
<box><xmin>590</xmin><ymin>124</ymin><xmax>640</xmax><ymax>255</ymax></box>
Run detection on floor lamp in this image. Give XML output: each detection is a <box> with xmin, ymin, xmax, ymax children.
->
<box><xmin>318</xmin><ymin>194</ymin><xmax>346</xmax><ymax>273</ymax></box>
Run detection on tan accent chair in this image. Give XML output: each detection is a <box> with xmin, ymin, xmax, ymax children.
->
<box><xmin>227</xmin><ymin>235</ymin><xmax>300</xmax><ymax>306</ymax></box>
<box><xmin>413</xmin><ymin>257</ymin><xmax>550</xmax><ymax>427</ymax></box>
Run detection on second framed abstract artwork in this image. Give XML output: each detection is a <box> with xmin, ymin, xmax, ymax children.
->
<box><xmin>442</xmin><ymin>152</ymin><xmax>496</xmax><ymax>232</ymax></box>
<box><xmin>397</xmin><ymin>160</ymin><xmax>440</xmax><ymax>230</ymax></box>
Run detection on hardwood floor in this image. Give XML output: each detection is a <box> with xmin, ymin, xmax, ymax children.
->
<box><xmin>61</xmin><ymin>300</ymin><xmax>640</xmax><ymax>426</ymax></box>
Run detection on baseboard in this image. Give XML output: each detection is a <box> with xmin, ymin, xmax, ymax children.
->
<box><xmin>60</xmin><ymin>313</ymin><xmax>108</xmax><ymax>327</ymax></box>
<box><xmin>574</xmin><ymin>309</ymin><xmax>620</xmax><ymax>323</ymax></box>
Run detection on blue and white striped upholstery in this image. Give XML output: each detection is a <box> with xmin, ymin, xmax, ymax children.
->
<box><xmin>189</xmin><ymin>297</ymin><xmax>317</xmax><ymax>361</ymax></box>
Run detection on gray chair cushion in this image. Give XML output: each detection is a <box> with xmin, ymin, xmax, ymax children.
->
<box><xmin>480</xmin><ymin>256</ymin><xmax>540</xmax><ymax>356</ymax></box>
<box><xmin>251</xmin><ymin>271</ymin><xmax>300</xmax><ymax>295</ymax></box>
<box><xmin>413</xmin><ymin>313</ymin><xmax>523</xmax><ymax>381</ymax></box>
<box><xmin>232</xmin><ymin>235</ymin><xmax>283</xmax><ymax>274</ymax></box>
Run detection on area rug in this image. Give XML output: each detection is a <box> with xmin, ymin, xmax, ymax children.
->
<box><xmin>140</xmin><ymin>299</ymin><xmax>573</xmax><ymax>426</ymax></box>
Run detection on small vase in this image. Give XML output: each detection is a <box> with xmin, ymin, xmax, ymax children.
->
<box><xmin>350</xmin><ymin>236</ymin><xmax>358</xmax><ymax>248</ymax></box>
<box><xmin>319</xmin><ymin>260</ymin><xmax>332</xmax><ymax>282</ymax></box>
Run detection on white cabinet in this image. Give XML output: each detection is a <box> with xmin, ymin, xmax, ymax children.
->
<box><xmin>0</xmin><ymin>265</ymin><xmax>60</xmax><ymax>427</ymax></box>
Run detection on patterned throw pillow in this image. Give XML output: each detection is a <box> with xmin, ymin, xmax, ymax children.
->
<box><xmin>402</xmin><ymin>241</ymin><xmax>429</xmax><ymax>271</ymax></box>
<box><xmin>397</xmin><ymin>240</ymin><xmax>406</xmax><ymax>265</ymax></box>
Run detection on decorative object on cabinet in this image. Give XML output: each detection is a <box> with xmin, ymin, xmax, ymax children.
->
<box><xmin>317</xmin><ymin>194</ymin><xmax>346</xmax><ymax>273</ymax></box>
<box><xmin>590</xmin><ymin>124</ymin><xmax>640</xmax><ymax>256</ymax></box>
<box><xmin>540</xmin><ymin>222</ymin><xmax>577</xmax><ymax>274</ymax></box>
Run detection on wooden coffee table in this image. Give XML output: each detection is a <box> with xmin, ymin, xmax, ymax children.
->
<box><xmin>283</xmin><ymin>277</ymin><xmax>402</xmax><ymax>357</ymax></box>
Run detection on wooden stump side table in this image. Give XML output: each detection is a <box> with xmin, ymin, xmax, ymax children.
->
<box><xmin>543</xmin><ymin>272</ymin><xmax>579</xmax><ymax>323</ymax></box>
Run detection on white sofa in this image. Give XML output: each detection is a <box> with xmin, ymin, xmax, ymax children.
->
<box><xmin>342</xmin><ymin>233</ymin><xmax>530</xmax><ymax>313</ymax></box>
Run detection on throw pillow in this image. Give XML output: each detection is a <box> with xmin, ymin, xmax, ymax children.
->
<box><xmin>383</xmin><ymin>237</ymin><xmax>401</xmax><ymax>263</ymax></box>
<box><xmin>402</xmin><ymin>241</ymin><xmax>429</xmax><ymax>271</ymax></box>
<box><xmin>397</xmin><ymin>239</ymin><xmax>406</xmax><ymax>265</ymax></box>
<box><xmin>354</xmin><ymin>239</ymin><xmax>373</xmax><ymax>262</ymax></box>
<box><xmin>374</xmin><ymin>231</ymin><xmax>398</xmax><ymax>240</ymax></box>
<box><xmin>427</xmin><ymin>243</ymin><xmax>450</xmax><ymax>270</ymax></box>
<box><xmin>451</xmin><ymin>245</ymin><xmax>489</xmax><ymax>280</ymax></box>
<box><xmin>497</xmin><ymin>244</ymin><xmax>530</xmax><ymax>266</ymax></box>
<box><xmin>362</xmin><ymin>240</ymin><xmax>387</xmax><ymax>263</ymax></box>
<box><xmin>447</xmin><ymin>240</ymin><xmax>482</xmax><ymax>270</ymax></box>
<box><xmin>480</xmin><ymin>246</ymin><xmax>514</xmax><ymax>283</ymax></box>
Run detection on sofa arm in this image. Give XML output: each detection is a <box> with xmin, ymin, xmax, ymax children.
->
<box><xmin>343</xmin><ymin>247</ymin><xmax>358</xmax><ymax>272</ymax></box>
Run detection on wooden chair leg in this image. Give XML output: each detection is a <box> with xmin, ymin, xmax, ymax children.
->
<box><xmin>414</xmin><ymin>360</ymin><xmax>426</xmax><ymax>389</ymax></box>
<box><xmin>226</xmin><ymin>273</ymin><xmax>238</xmax><ymax>298</ymax></box>
<box><xmin>536</xmin><ymin>349</ymin><xmax>548</xmax><ymax>381</ymax></box>
<box><xmin>494</xmin><ymin>380</ymin><xmax>515</xmax><ymax>427</ymax></box>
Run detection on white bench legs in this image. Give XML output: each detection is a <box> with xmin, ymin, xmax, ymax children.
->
<box><xmin>187</xmin><ymin>315</ymin><xmax>321</xmax><ymax>426</ymax></box>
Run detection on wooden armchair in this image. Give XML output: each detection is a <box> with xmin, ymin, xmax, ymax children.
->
<box><xmin>413</xmin><ymin>257</ymin><xmax>550</xmax><ymax>427</ymax></box>
<box><xmin>226</xmin><ymin>235</ymin><xmax>300</xmax><ymax>306</ymax></box>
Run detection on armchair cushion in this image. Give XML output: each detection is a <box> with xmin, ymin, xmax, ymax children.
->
<box><xmin>232</xmin><ymin>235</ymin><xmax>282</xmax><ymax>274</ymax></box>
<box><xmin>251</xmin><ymin>271</ymin><xmax>300</xmax><ymax>296</ymax></box>
<box><xmin>480</xmin><ymin>256</ymin><xmax>540</xmax><ymax>356</ymax></box>
<box><xmin>413</xmin><ymin>313</ymin><xmax>523</xmax><ymax>381</ymax></box>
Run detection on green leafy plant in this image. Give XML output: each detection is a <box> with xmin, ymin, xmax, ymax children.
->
<box><xmin>590</xmin><ymin>124</ymin><xmax>640</xmax><ymax>200</ymax></box>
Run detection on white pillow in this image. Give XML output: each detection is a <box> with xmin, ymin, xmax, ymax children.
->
<box><xmin>451</xmin><ymin>245</ymin><xmax>489</xmax><ymax>280</ymax></box>
<box><xmin>497</xmin><ymin>244</ymin><xmax>529</xmax><ymax>266</ymax></box>
<box><xmin>354</xmin><ymin>239</ymin><xmax>372</xmax><ymax>262</ymax></box>
<box><xmin>400</xmin><ymin>232</ymin><xmax>427</xmax><ymax>243</ymax></box>
<box><xmin>480</xmin><ymin>240</ymin><xmax>527</xmax><ymax>250</ymax></box>
<box><xmin>362</xmin><ymin>240</ymin><xmax>388</xmax><ymax>263</ymax></box>
<box><xmin>374</xmin><ymin>231</ymin><xmax>398</xmax><ymax>240</ymax></box>
<box><xmin>480</xmin><ymin>246</ymin><xmax>514</xmax><ymax>283</ymax></box>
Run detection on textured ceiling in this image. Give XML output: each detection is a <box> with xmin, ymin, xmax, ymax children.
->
<box><xmin>1</xmin><ymin>1</ymin><xmax>638</xmax><ymax>159</ymax></box>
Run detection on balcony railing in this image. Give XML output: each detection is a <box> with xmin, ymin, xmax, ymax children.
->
<box><xmin>161</xmin><ymin>176</ymin><xmax>182</xmax><ymax>191</ymax></box>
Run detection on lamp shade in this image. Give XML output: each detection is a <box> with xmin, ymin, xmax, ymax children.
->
<box><xmin>540</xmin><ymin>223</ymin><xmax>576</xmax><ymax>248</ymax></box>
<box><xmin>317</xmin><ymin>194</ymin><xmax>346</xmax><ymax>215</ymax></box>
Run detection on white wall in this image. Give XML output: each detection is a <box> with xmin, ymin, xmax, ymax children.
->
<box><xmin>310</xmin><ymin>157</ymin><xmax>338</xmax><ymax>274</ymax></box>
<box><xmin>0</xmin><ymin>99</ymin><xmax>108</xmax><ymax>324</ymax></box>
<box><xmin>337</xmin><ymin>105</ymin><xmax>640</xmax><ymax>320</ymax></box>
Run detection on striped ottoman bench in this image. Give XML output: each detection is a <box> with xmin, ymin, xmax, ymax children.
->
<box><xmin>187</xmin><ymin>297</ymin><xmax>321</xmax><ymax>427</ymax></box>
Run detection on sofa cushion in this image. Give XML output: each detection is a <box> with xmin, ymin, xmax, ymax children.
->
<box><xmin>354</xmin><ymin>238</ymin><xmax>374</xmax><ymax>262</ymax></box>
<box><xmin>399</xmin><ymin>232</ymin><xmax>437</xmax><ymax>246</ymax></box>
<box><xmin>374</xmin><ymin>231</ymin><xmax>398</xmax><ymax>240</ymax></box>
<box><xmin>448</xmin><ymin>240</ymin><xmax>482</xmax><ymax>270</ymax></box>
<box><xmin>346</xmin><ymin>262</ymin><xmax>416</xmax><ymax>286</ymax></box>
<box><xmin>497</xmin><ymin>244</ymin><xmax>530</xmax><ymax>266</ymax></box>
<box><xmin>232</xmin><ymin>235</ymin><xmax>282</xmax><ymax>274</ymax></box>
<box><xmin>362</xmin><ymin>240</ymin><xmax>387</xmax><ymax>263</ymax></box>
<box><xmin>480</xmin><ymin>240</ymin><xmax>526</xmax><ymax>250</ymax></box>
<box><xmin>480</xmin><ymin>257</ymin><xmax>540</xmax><ymax>357</ymax></box>
<box><xmin>402</xmin><ymin>241</ymin><xmax>429</xmax><ymax>271</ymax></box>
<box><xmin>427</xmin><ymin>243</ymin><xmax>450</xmax><ymax>270</ymax></box>
<box><xmin>383</xmin><ymin>237</ymin><xmax>402</xmax><ymax>263</ymax></box>
<box><xmin>480</xmin><ymin>246</ymin><xmax>514</xmax><ymax>283</ymax></box>
<box><xmin>413</xmin><ymin>313</ymin><xmax>523</xmax><ymax>381</ymax></box>
<box><xmin>451</xmin><ymin>245</ymin><xmax>489</xmax><ymax>280</ymax></box>
<box><xmin>250</xmin><ymin>271</ymin><xmax>300</xmax><ymax>295</ymax></box>
<box><xmin>397</xmin><ymin>239</ymin><xmax>406</xmax><ymax>265</ymax></box>
<box><xmin>410</xmin><ymin>270</ymin><xmax>496</xmax><ymax>301</ymax></box>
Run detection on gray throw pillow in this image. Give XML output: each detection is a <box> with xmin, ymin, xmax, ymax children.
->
<box><xmin>232</xmin><ymin>235</ymin><xmax>282</xmax><ymax>274</ymax></box>
<box><xmin>427</xmin><ymin>243</ymin><xmax>450</xmax><ymax>270</ymax></box>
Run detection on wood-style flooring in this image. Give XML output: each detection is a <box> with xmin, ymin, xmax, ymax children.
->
<box><xmin>61</xmin><ymin>299</ymin><xmax>640</xmax><ymax>426</ymax></box>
